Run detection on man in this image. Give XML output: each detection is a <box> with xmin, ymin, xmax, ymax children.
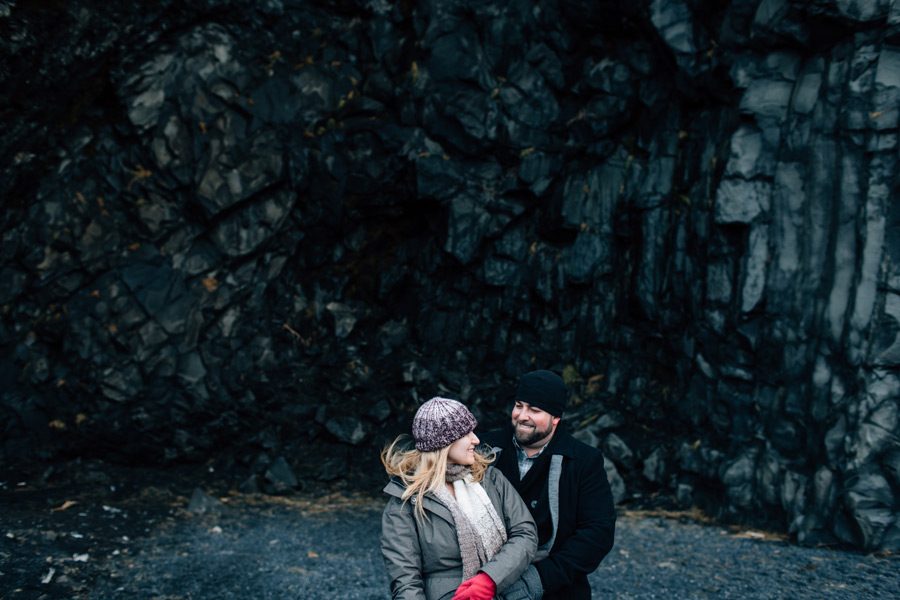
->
<box><xmin>481</xmin><ymin>370</ymin><xmax>616</xmax><ymax>600</ymax></box>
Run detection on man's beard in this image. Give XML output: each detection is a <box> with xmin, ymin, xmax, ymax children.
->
<box><xmin>513</xmin><ymin>419</ymin><xmax>554</xmax><ymax>447</ymax></box>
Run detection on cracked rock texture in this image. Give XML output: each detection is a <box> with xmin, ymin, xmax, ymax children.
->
<box><xmin>1</xmin><ymin>0</ymin><xmax>899</xmax><ymax>551</ymax></box>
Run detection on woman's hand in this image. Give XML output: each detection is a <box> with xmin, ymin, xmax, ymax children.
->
<box><xmin>452</xmin><ymin>572</ymin><xmax>497</xmax><ymax>600</ymax></box>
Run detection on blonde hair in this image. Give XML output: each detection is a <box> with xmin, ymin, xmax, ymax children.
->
<box><xmin>381</xmin><ymin>434</ymin><xmax>494</xmax><ymax>521</ymax></box>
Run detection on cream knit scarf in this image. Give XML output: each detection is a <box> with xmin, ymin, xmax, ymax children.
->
<box><xmin>435</xmin><ymin>464</ymin><xmax>508</xmax><ymax>580</ymax></box>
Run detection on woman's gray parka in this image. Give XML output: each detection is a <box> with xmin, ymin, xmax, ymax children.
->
<box><xmin>381</xmin><ymin>466</ymin><xmax>537</xmax><ymax>600</ymax></box>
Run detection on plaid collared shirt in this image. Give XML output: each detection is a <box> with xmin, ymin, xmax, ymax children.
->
<box><xmin>513</xmin><ymin>434</ymin><xmax>550</xmax><ymax>479</ymax></box>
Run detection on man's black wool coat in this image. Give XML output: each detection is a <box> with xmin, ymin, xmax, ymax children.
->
<box><xmin>481</xmin><ymin>425</ymin><xmax>616</xmax><ymax>600</ymax></box>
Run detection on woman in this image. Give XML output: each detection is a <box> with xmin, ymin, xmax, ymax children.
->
<box><xmin>381</xmin><ymin>397</ymin><xmax>537</xmax><ymax>600</ymax></box>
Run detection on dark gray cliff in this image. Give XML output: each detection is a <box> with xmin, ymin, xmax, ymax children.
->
<box><xmin>1</xmin><ymin>0</ymin><xmax>899</xmax><ymax>551</ymax></box>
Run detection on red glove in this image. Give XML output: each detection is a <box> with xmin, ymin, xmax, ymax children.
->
<box><xmin>452</xmin><ymin>572</ymin><xmax>497</xmax><ymax>600</ymax></box>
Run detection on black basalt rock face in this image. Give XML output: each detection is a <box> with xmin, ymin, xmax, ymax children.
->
<box><xmin>2</xmin><ymin>0</ymin><xmax>900</xmax><ymax>551</ymax></box>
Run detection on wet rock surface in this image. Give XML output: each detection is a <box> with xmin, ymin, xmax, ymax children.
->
<box><xmin>1</xmin><ymin>460</ymin><xmax>897</xmax><ymax>600</ymax></box>
<box><xmin>2</xmin><ymin>0</ymin><xmax>900</xmax><ymax>551</ymax></box>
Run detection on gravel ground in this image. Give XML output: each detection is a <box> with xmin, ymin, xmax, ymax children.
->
<box><xmin>2</xmin><ymin>460</ymin><xmax>897</xmax><ymax>600</ymax></box>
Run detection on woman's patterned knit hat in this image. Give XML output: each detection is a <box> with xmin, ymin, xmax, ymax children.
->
<box><xmin>412</xmin><ymin>397</ymin><xmax>477</xmax><ymax>452</ymax></box>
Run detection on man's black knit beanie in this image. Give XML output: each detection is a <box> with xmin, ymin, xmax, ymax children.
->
<box><xmin>515</xmin><ymin>370</ymin><xmax>567</xmax><ymax>418</ymax></box>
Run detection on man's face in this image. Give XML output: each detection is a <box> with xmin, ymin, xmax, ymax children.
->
<box><xmin>511</xmin><ymin>401</ymin><xmax>560</xmax><ymax>448</ymax></box>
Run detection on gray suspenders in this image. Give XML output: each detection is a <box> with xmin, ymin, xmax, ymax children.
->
<box><xmin>534</xmin><ymin>454</ymin><xmax>562</xmax><ymax>560</ymax></box>
<box><xmin>495</xmin><ymin>448</ymin><xmax>563</xmax><ymax>560</ymax></box>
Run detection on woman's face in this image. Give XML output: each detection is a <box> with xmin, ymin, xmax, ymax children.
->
<box><xmin>447</xmin><ymin>431</ymin><xmax>479</xmax><ymax>466</ymax></box>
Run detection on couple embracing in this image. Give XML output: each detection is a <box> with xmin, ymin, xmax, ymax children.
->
<box><xmin>381</xmin><ymin>370</ymin><xmax>617</xmax><ymax>600</ymax></box>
